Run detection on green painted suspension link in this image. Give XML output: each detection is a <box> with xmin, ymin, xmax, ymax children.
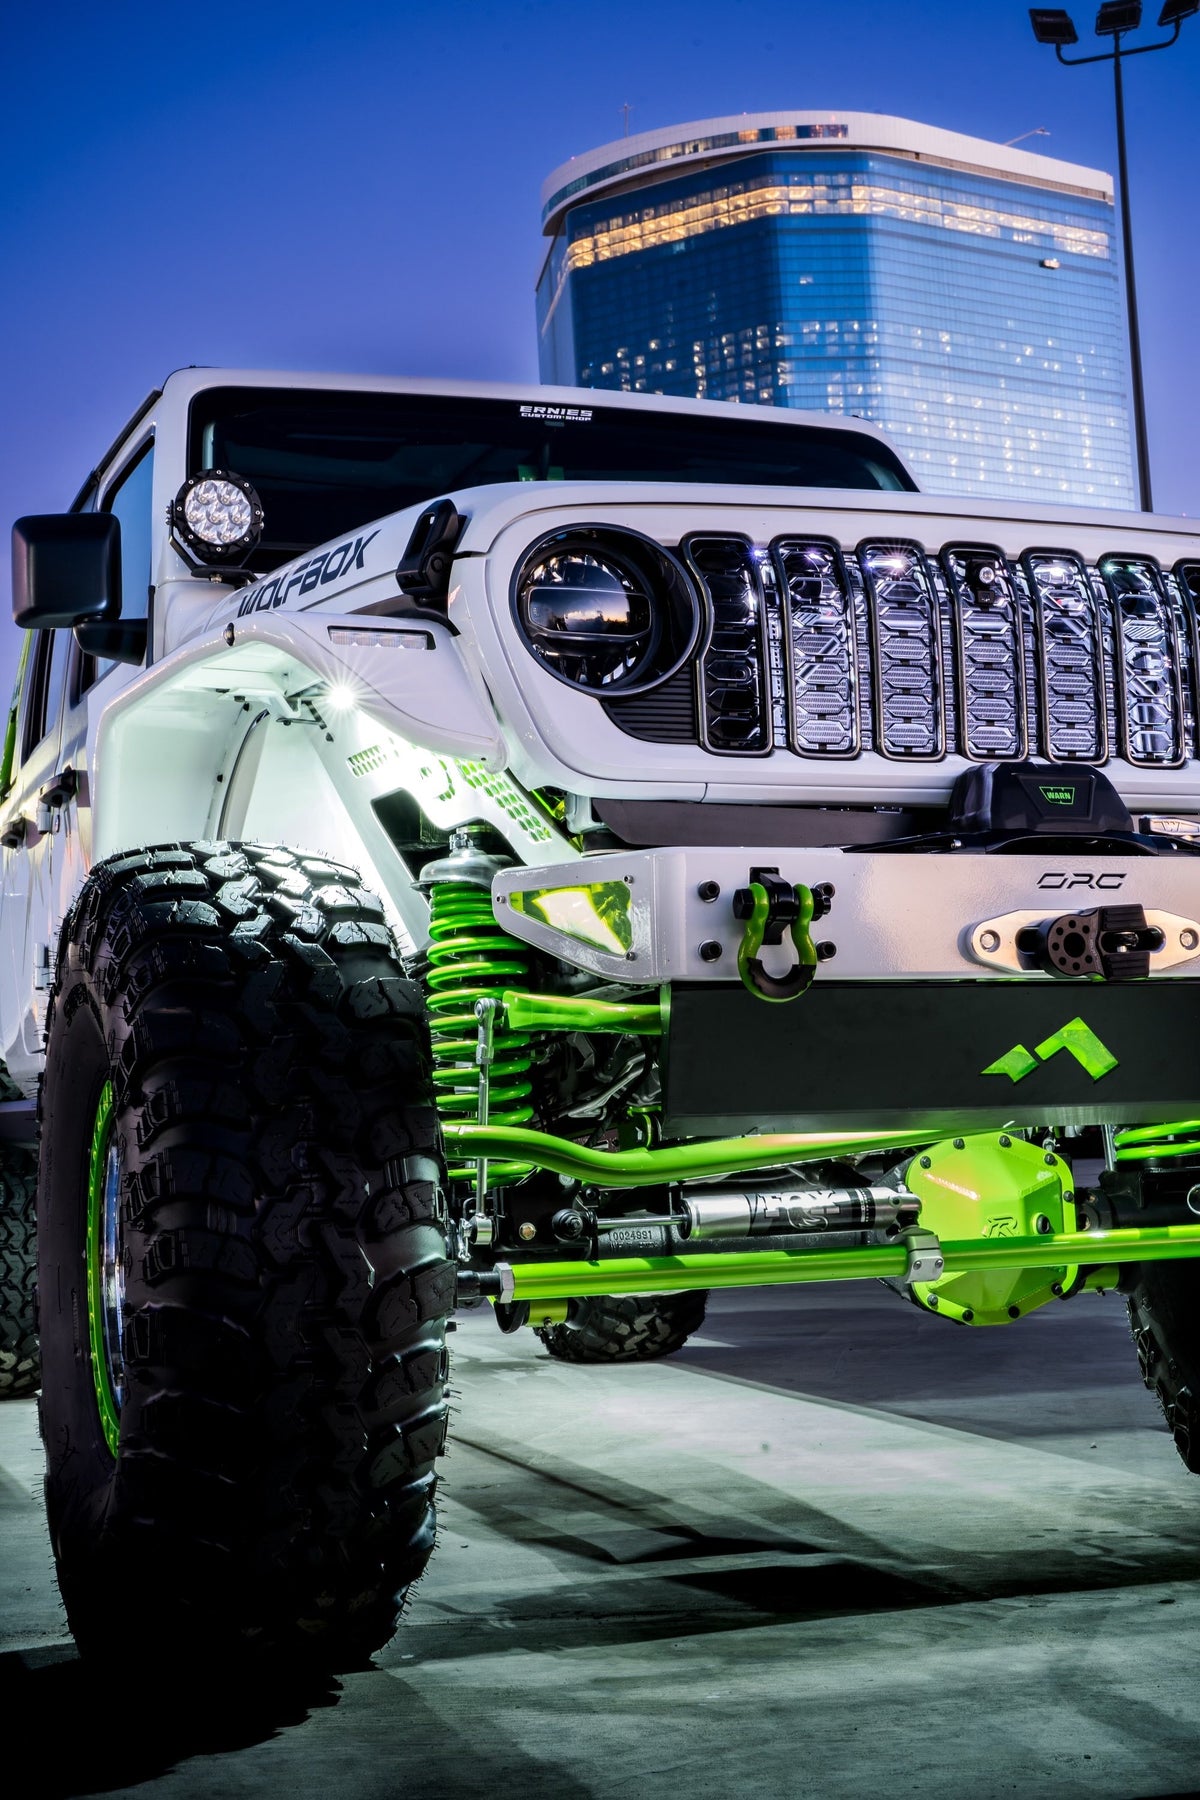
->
<box><xmin>503</xmin><ymin>1224</ymin><xmax>1200</xmax><ymax>1304</ymax></box>
<box><xmin>501</xmin><ymin>989</ymin><xmax>665</xmax><ymax>1036</ymax></box>
<box><xmin>441</xmin><ymin>1120</ymin><xmax>928</xmax><ymax>1187</ymax></box>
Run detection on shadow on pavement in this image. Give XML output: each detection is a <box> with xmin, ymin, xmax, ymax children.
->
<box><xmin>0</xmin><ymin>1645</ymin><xmax>340</xmax><ymax>1797</ymax></box>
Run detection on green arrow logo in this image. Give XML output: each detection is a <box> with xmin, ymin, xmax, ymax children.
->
<box><xmin>982</xmin><ymin>1015</ymin><xmax>1117</xmax><ymax>1083</ymax></box>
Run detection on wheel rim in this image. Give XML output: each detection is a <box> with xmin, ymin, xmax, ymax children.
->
<box><xmin>85</xmin><ymin>1081</ymin><xmax>123</xmax><ymax>1456</ymax></box>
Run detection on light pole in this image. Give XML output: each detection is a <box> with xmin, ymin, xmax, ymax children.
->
<box><xmin>1029</xmin><ymin>2</ymin><xmax>1198</xmax><ymax>513</ymax></box>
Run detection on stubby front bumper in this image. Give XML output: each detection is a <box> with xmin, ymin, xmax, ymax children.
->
<box><xmin>491</xmin><ymin>845</ymin><xmax>1200</xmax><ymax>985</ymax></box>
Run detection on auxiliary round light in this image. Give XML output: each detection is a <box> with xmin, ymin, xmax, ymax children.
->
<box><xmin>513</xmin><ymin>527</ymin><xmax>702</xmax><ymax>697</ymax></box>
<box><xmin>171</xmin><ymin>469</ymin><xmax>264</xmax><ymax>566</ymax></box>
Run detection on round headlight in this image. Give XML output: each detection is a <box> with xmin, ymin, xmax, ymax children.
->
<box><xmin>171</xmin><ymin>469</ymin><xmax>264</xmax><ymax>567</ymax></box>
<box><xmin>513</xmin><ymin>528</ymin><xmax>701</xmax><ymax>696</ymax></box>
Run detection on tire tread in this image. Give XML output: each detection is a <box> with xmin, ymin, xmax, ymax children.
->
<box><xmin>39</xmin><ymin>841</ymin><xmax>450</xmax><ymax>1665</ymax></box>
<box><xmin>535</xmin><ymin>1290</ymin><xmax>708</xmax><ymax>1364</ymax></box>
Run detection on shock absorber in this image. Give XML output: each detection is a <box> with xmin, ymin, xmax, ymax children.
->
<box><xmin>420</xmin><ymin>831</ymin><xmax>534</xmax><ymax>1184</ymax></box>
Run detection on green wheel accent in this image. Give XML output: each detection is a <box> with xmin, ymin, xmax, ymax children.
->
<box><xmin>736</xmin><ymin>880</ymin><xmax>817</xmax><ymax>1003</ymax></box>
<box><xmin>85</xmin><ymin>1081</ymin><xmax>122</xmax><ymax>1457</ymax></box>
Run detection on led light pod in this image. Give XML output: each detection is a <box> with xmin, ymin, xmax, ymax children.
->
<box><xmin>171</xmin><ymin>469</ymin><xmax>264</xmax><ymax>567</ymax></box>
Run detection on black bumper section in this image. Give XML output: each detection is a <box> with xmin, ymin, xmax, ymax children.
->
<box><xmin>664</xmin><ymin>980</ymin><xmax>1200</xmax><ymax>1135</ymax></box>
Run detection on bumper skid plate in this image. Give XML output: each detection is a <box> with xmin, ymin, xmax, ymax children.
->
<box><xmin>664</xmin><ymin>979</ymin><xmax>1200</xmax><ymax>1134</ymax></box>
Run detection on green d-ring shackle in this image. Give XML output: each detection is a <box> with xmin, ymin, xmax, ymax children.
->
<box><xmin>733</xmin><ymin>875</ymin><xmax>818</xmax><ymax>1003</ymax></box>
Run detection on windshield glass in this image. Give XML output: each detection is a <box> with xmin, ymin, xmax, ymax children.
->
<box><xmin>191</xmin><ymin>387</ymin><xmax>915</xmax><ymax>570</ymax></box>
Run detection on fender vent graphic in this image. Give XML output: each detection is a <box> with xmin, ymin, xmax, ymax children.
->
<box><xmin>982</xmin><ymin>1016</ymin><xmax>1118</xmax><ymax>1084</ymax></box>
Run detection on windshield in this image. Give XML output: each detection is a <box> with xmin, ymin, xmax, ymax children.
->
<box><xmin>190</xmin><ymin>387</ymin><xmax>915</xmax><ymax>570</ymax></box>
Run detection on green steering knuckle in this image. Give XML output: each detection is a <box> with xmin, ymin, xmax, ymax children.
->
<box><xmin>736</xmin><ymin>880</ymin><xmax>818</xmax><ymax>1004</ymax></box>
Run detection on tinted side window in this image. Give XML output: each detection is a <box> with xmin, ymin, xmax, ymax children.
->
<box><xmin>79</xmin><ymin>440</ymin><xmax>154</xmax><ymax>696</ymax></box>
<box><xmin>0</xmin><ymin>635</ymin><xmax>32</xmax><ymax>796</ymax></box>
<box><xmin>102</xmin><ymin>442</ymin><xmax>154</xmax><ymax>623</ymax></box>
<box><xmin>23</xmin><ymin>631</ymin><xmax>71</xmax><ymax>757</ymax></box>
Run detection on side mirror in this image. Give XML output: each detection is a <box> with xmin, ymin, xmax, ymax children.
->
<box><xmin>11</xmin><ymin>513</ymin><xmax>122</xmax><ymax>629</ymax></box>
<box><xmin>75</xmin><ymin>620</ymin><xmax>147</xmax><ymax>665</ymax></box>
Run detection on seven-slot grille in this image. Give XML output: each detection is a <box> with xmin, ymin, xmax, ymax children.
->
<box><xmin>605</xmin><ymin>534</ymin><xmax>1200</xmax><ymax>768</ymax></box>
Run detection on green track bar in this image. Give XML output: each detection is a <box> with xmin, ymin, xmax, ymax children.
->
<box><xmin>508</xmin><ymin>1245</ymin><xmax>908</xmax><ymax>1299</ymax></box>
<box><xmin>504</xmin><ymin>1223</ymin><xmax>1200</xmax><ymax>1302</ymax></box>
<box><xmin>442</xmin><ymin>1122</ymin><xmax>931</xmax><ymax>1187</ymax></box>
<box><xmin>941</xmin><ymin>1225</ymin><xmax>1200</xmax><ymax>1270</ymax></box>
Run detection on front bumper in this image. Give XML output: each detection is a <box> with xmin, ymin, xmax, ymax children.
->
<box><xmin>492</xmin><ymin>846</ymin><xmax>1200</xmax><ymax>984</ymax></box>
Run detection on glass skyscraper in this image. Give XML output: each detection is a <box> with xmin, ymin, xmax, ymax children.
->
<box><xmin>537</xmin><ymin>113</ymin><xmax>1136</xmax><ymax>508</ymax></box>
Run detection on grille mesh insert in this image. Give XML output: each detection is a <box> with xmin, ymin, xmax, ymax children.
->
<box><xmin>941</xmin><ymin>545</ymin><xmax>1027</xmax><ymax>761</ymax></box>
<box><xmin>858</xmin><ymin>540</ymin><xmax>944</xmax><ymax>760</ymax></box>
<box><xmin>773</xmin><ymin>539</ymin><xmax>860</xmax><ymax>758</ymax></box>
<box><xmin>1100</xmin><ymin>555</ymin><xmax>1185</xmax><ymax>768</ymax></box>
<box><xmin>1023</xmin><ymin>550</ymin><xmax>1108</xmax><ymax>763</ymax></box>
<box><xmin>597</xmin><ymin>536</ymin><xmax>1199</xmax><ymax>767</ymax></box>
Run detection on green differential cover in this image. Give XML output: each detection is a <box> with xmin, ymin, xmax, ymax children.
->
<box><xmin>905</xmin><ymin>1133</ymin><xmax>1078</xmax><ymax>1326</ymax></box>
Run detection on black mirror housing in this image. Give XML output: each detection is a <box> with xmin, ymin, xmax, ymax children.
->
<box><xmin>74</xmin><ymin>620</ymin><xmax>147</xmax><ymax>665</ymax></box>
<box><xmin>11</xmin><ymin>513</ymin><xmax>122</xmax><ymax>629</ymax></box>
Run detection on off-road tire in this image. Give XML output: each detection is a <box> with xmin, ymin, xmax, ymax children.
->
<box><xmin>0</xmin><ymin>1148</ymin><xmax>38</xmax><ymax>1398</ymax></box>
<box><xmin>1127</xmin><ymin>1265</ymin><xmax>1200</xmax><ymax>1472</ymax></box>
<box><xmin>535</xmin><ymin>1291</ymin><xmax>708</xmax><ymax>1362</ymax></box>
<box><xmin>38</xmin><ymin>841</ymin><xmax>453</xmax><ymax>1667</ymax></box>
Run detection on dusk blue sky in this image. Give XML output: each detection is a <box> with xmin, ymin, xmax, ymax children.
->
<box><xmin>3</xmin><ymin>0</ymin><xmax>1198</xmax><ymax>692</ymax></box>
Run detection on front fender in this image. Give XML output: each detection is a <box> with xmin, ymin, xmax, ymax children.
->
<box><xmin>89</xmin><ymin>611</ymin><xmax>504</xmax><ymax>860</ymax></box>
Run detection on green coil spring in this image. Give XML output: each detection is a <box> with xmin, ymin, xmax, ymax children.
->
<box><xmin>1114</xmin><ymin>1120</ymin><xmax>1200</xmax><ymax>1163</ymax></box>
<box><xmin>425</xmin><ymin>881</ymin><xmax>534</xmax><ymax>1184</ymax></box>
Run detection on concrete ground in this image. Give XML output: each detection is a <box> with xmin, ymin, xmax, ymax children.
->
<box><xmin>4</xmin><ymin>1284</ymin><xmax>1200</xmax><ymax>1799</ymax></box>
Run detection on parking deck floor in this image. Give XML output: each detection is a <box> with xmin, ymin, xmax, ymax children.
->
<box><xmin>4</xmin><ymin>1284</ymin><xmax>1200</xmax><ymax>1798</ymax></box>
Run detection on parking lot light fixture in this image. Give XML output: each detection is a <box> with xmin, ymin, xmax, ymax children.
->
<box><xmin>1096</xmin><ymin>1</ymin><xmax>1143</xmax><ymax>33</ymax></box>
<box><xmin>1029</xmin><ymin>0</ymin><xmax>1196</xmax><ymax>511</ymax></box>
<box><xmin>1030</xmin><ymin>8</ymin><xmax>1081</xmax><ymax>40</ymax></box>
<box><xmin>1158</xmin><ymin>0</ymin><xmax>1200</xmax><ymax>24</ymax></box>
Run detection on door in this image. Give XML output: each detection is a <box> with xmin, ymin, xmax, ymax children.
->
<box><xmin>0</xmin><ymin>626</ymin><xmax>72</xmax><ymax>1083</ymax></box>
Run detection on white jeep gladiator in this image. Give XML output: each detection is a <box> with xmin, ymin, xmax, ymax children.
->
<box><xmin>7</xmin><ymin>367</ymin><xmax>1200</xmax><ymax>1668</ymax></box>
